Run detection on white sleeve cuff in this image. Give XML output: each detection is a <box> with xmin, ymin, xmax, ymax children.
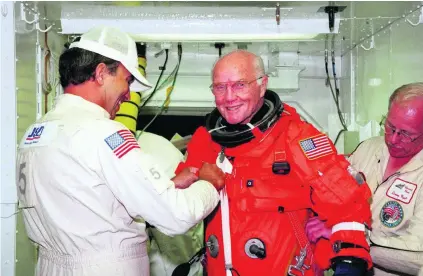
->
<box><xmin>332</xmin><ymin>222</ymin><xmax>365</xmax><ymax>234</ymax></box>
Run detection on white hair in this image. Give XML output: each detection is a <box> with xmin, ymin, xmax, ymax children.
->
<box><xmin>211</xmin><ymin>50</ymin><xmax>266</xmax><ymax>82</ymax></box>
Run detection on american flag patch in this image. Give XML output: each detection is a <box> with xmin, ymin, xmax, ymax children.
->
<box><xmin>104</xmin><ymin>129</ymin><xmax>140</xmax><ymax>158</ymax></box>
<box><xmin>299</xmin><ymin>134</ymin><xmax>333</xmax><ymax>160</ymax></box>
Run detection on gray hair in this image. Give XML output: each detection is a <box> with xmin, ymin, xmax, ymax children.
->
<box><xmin>253</xmin><ymin>54</ymin><xmax>265</xmax><ymax>79</ymax></box>
<box><xmin>211</xmin><ymin>50</ymin><xmax>266</xmax><ymax>80</ymax></box>
<box><xmin>389</xmin><ymin>82</ymin><xmax>423</xmax><ymax>108</ymax></box>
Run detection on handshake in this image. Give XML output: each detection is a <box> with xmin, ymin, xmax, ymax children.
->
<box><xmin>172</xmin><ymin>163</ymin><xmax>226</xmax><ymax>191</ymax></box>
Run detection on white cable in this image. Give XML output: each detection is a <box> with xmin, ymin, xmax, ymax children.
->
<box><xmin>208</xmin><ymin>125</ymin><xmax>227</xmax><ymax>133</ymax></box>
<box><xmin>220</xmin><ymin>187</ymin><xmax>233</xmax><ymax>276</ymax></box>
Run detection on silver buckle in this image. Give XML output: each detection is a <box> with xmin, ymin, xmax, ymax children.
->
<box><xmin>287</xmin><ymin>247</ymin><xmax>310</xmax><ymax>276</ymax></box>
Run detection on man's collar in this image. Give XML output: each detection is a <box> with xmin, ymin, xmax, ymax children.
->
<box><xmin>376</xmin><ymin>140</ymin><xmax>423</xmax><ymax>173</ymax></box>
<box><xmin>55</xmin><ymin>93</ymin><xmax>111</xmax><ymax>119</ymax></box>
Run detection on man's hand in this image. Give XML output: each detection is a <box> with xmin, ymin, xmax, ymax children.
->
<box><xmin>172</xmin><ymin>167</ymin><xmax>199</xmax><ymax>189</ymax></box>
<box><xmin>305</xmin><ymin>216</ymin><xmax>332</xmax><ymax>243</ymax></box>
<box><xmin>199</xmin><ymin>163</ymin><xmax>225</xmax><ymax>191</ymax></box>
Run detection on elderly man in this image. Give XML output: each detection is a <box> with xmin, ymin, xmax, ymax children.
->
<box><xmin>175</xmin><ymin>50</ymin><xmax>373</xmax><ymax>276</ymax></box>
<box><xmin>306</xmin><ymin>82</ymin><xmax>423</xmax><ymax>275</ymax></box>
<box><xmin>16</xmin><ymin>26</ymin><xmax>224</xmax><ymax>276</ymax></box>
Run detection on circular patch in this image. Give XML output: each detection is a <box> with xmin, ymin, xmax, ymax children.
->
<box><xmin>380</xmin><ymin>201</ymin><xmax>404</xmax><ymax>228</ymax></box>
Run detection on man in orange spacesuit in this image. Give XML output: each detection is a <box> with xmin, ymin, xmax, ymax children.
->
<box><xmin>176</xmin><ymin>50</ymin><xmax>373</xmax><ymax>276</ymax></box>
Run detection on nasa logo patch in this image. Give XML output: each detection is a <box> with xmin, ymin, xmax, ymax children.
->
<box><xmin>24</xmin><ymin>125</ymin><xmax>45</xmax><ymax>145</ymax></box>
<box><xmin>380</xmin><ymin>200</ymin><xmax>404</xmax><ymax>228</ymax></box>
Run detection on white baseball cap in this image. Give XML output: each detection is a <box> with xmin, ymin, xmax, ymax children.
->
<box><xmin>69</xmin><ymin>26</ymin><xmax>152</xmax><ymax>92</ymax></box>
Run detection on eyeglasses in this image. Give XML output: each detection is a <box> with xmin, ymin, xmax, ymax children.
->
<box><xmin>209</xmin><ymin>76</ymin><xmax>265</xmax><ymax>96</ymax></box>
<box><xmin>384</xmin><ymin>121</ymin><xmax>423</xmax><ymax>143</ymax></box>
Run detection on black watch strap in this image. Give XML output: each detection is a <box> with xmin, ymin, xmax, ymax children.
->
<box><xmin>333</xmin><ymin>241</ymin><xmax>369</xmax><ymax>254</ymax></box>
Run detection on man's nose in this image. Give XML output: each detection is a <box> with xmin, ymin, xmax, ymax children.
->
<box><xmin>388</xmin><ymin>131</ymin><xmax>402</xmax><ymax>144</ymax></box>
<box><xmin>224</xmin><ymin>86</ymin><xmax>237</xmax><ymax>101</ymax></box>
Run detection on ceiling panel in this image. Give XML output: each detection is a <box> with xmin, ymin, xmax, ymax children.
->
<box><xmin>23</xmin><ymin>1</ymin><xmax>422</xmax><ymax>57</ymax></box>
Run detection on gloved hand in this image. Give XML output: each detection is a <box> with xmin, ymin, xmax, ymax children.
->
<box><xmin>332</xmin><ymin>257</ymin><xmax>368</xmax><ymax>276</ymax></box>
<box><xmin>305</xmin><ymin>216</ymin><xmax>332</xmax><ymax>243</ymax></box>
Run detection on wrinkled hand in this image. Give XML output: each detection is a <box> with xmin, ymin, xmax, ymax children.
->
<box><xmin>305</xmin><ymin>216</ymin><xmax>332</xmax><ymax>243</ymax></box>
<box><xmin>172</xmin><ymin>167</ymin><xmax>199</xmax><ymax>189</ymax></box>
<box><xmin>199</xmin><ymin>163</ymin><xmax>226</xmax><ymax>191</ymax></box>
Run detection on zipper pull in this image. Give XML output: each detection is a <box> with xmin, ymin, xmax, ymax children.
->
<box><xmin>219</xmin><ymin>147</ymin><xmax>225</xmax><ymax>163</ymax></box>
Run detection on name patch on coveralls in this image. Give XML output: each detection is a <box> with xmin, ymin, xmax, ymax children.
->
<box><xmin>104</xmin><ymin>129</ymin><xmax>140</xmax><ymax>158</ymax></box>
<box><xmin>299</xmin><ymin>134</ymin><xmax>333</xmax><ymax>160</ymax></box>
<box><xmin>386</xmin><ymin>178</ymin><xmax>417</xmax><ymax>204</ymax></box>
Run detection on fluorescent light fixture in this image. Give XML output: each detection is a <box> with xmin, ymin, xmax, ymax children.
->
<box><xmin>129</xmin><ymin>33</ymin><xmax>318</xmax><ymax>42</ymax></box>
<box><xmin>60</xmin><ymin>4</ymin><xmax>339</xmax><ymax>41</ymax></box>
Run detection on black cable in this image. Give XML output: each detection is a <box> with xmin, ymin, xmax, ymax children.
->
<box><xmin>331</xmin><ymin>49</ymin><xmax>340</xmax><ymax>101</ymax></box>
<box><xmin>155</xmin><ymin>46</ymin><xmax>181</xmax><ymax>92</ymax></box>
<box><xmin>379</xmin><ymin>115</ymin><xmax>386</xmax><ymax>127</ymax></box>
<box><xmin>172</xmin><ymin>43</ymin><xmax>183</xmax><ymax>88</ymax></box>
<box><xmin>324</xmin><ymin>35</ymin><xmax>348</xmax><ymax>145</ymax></box>
<box><xmin>140</xmin><ymin>49</ymin><xmax>169</xmax><ymax>109</ymax></box>
<box><xmin>325</xmin><ymin>44</ymin><xmax>338</xmax><ymax>106</ymax></box>
<box><xmin>331</xmin><ymin>37</ymin><xmax>347</xmax><ymax>129</ymax></box>
<box><xmin>334</xmin><ymin>129</ymin><xmax>347</xmax><ymax>146</ymax></box>
<box><xmin>158</xmin><ymin>43</ymin><xmax>182</xmax><ymax>110</ymax></box>
<box><xmin>163</xmin><ymin>43</ymin><xmax>183</xmax><ymax>112</ymax></box>
<box><xmin>325</xmin><ymin>47</ymin><xmax>345</xmax><ymax>129</ymax></box>
<box><xmin>141</xmin><ymin>44</ymin><xmax>183</xmax><ymax>132</ymax></box>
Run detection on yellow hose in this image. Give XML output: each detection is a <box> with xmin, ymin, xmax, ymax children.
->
<box><xmin>114</xmin><ymin>56</ymin><xmax>147</xmax><ymax>134</ymax></box>
<box><xmin>137</xmin><ymin>56</ymin><xmax>147</xmax><ymax>77</ymax></box>
<box><xmin>164</xmin><ymin>86</ymin><xmax>173</xmax><ymax>108</ymax></box>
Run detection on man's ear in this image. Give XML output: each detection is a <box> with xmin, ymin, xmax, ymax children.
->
<box><xmin>259</xmin><ymin>75</ymin><xmax>268</xmax><ymax>97</ymax></box>
<box><xmin>94</xmin><ymin>63</ymin><xmax>108</xmax><ymax>85</ymax></box>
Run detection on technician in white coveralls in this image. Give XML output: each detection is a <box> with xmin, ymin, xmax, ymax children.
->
<box><xmin>16</xmin><ymin>26</ymin><xmax>224</xmax><ymax>276</ymax></box>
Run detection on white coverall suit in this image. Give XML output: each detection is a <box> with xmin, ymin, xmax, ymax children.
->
<box><xmin>137</xmin><ymin>132</ymin><xmax>203</xmax><ymax>276</ymax></box>
<box><xmin>349</xmin><ymin>136</ymin><xmax>423</xmax><ymax>275</ymax></box>
<box><xmin>16</xmin><ymin>94</ymin><xmax>219</xmax><ymax>276</ymax></box>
